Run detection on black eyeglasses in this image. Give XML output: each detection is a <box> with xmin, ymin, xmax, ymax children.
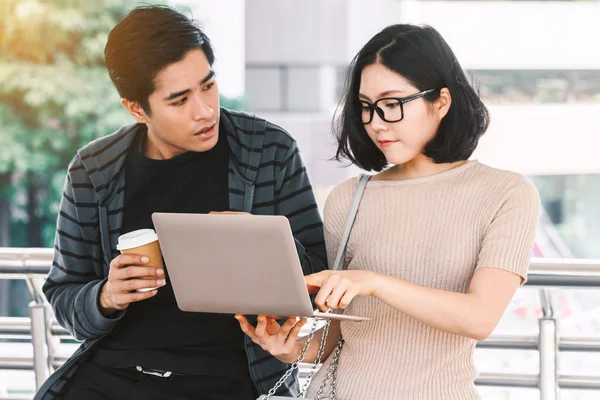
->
<box><xmin>356</xmin><ymin>89</ymin><xmax>437</xmax><ymax>124</ymax></box>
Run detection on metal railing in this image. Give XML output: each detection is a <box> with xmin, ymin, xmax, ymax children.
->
<box><xmin>1</xmin><ymin>248</ymin><xmax>600</xmax><ymax>399</ymax></box>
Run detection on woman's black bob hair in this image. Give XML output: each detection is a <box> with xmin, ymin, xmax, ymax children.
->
<box><xmin>334</xmin><ymin>24</ymin><xmax>490</xmax><ymax>171</ymax></box>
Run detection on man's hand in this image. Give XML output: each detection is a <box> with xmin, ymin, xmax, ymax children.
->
<box><xmin>99</xmin><ymin>254</ymin><xmax>166</xmax><ymax>317</ymax></box>
<box><xmin>236</xmin><ymin>315</ymin><xmax>306</xmax><ymax>364</ymax></box>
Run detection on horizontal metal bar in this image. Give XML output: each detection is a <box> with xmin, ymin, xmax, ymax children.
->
<box><xmin>527</xmin><ymin>258</ymin><xmax>600</xmax><ymax>287</ymax></box>
<box><xmin>0</xmin><ymin>356</ymin><xmax>67</xmax><ymax>371</ymax></box>
<box><xmin>560</xmin><ymin>337</ymin><xmax>600</xmax><ymax>352</ymax></box>
<box><xmin>50</xmin><ymin>327</ymin><xmax>71</xmax><ymax>337</ymax></box>
<box><xmin>0</xmin><ymin>248</ymin><xmax>53</xmax><ymax>279</ymax></box>
<box><xmin>3</xmin><ymin>358</ymin><xmax>599</xmax><ymax>391</ymax></box>
<box><xmin>2</xmin><ymin>251</ymin><xmax>600</xmax><ymax>287</ymax></box>
<box><xmin>0</xmin><ymin>265</ymin><xmax>52</xmax><ymax>280</ymax></box>
<box><xmin>560</xmin><ymin>375</ymin><xmax>600</xmax><ymax>390</ymax></box>
<box><xmin>0</xmin><ymin>248</ymin><xmax>54</xmax><ymax>260</ymax></box>
<box><xmin>475</xmin><ymin>372</ymin><xmax>539</xmax><ymax>388</ymax></box>
<box><xmin>476</xmin><ymin>335</ymin><xmax>600</xmax><ymax>353</ymax></box>
<box><xmin>298</xmin><ymin>367</ymin><xmax>600</xmax><ymax>390</ymax></box>
<box><xmin>5</xmin><ymin>317</ymin><xmax>599</xmax><ymax>354</ymax></box>
<box><xmin>530</xmin><ymin>258</ymin><xmax>600</xmax><ymax>272</ymax></box>
<box><xmin>0</xmin><ymin>358</ymin><xmax>36</xmax><ymax>371</ymax></box>
<box><xmin>0</xmin><ymin>317</ymin><xmax>31</xmax><ymax>330</ymax></box>
<box><xmin>527</xmin><ymin>271</ymin><xmax>600</xmax><ymax>288</ymax></box>
<box><xmin>0</xmin><ymin>317</ymin><xmax>69</xmax><ymax>337</ymax></box>
<box><xmin>477</xmin><ymin>335</ymin><xmax>539</xmax><ymax>350</ymax></box>
<box><xmin>0</xmin><ymin>328</ymin><xmax>70</xmax><ymax>338</ymax></box>
<box><xmin>0</xmin><ymin>396</ymin><xmax>35</xmax><ymax>400</ymax></box>
<box><xmin>0</xmin><ymin>335</ymin><xmax>32</xmax><ymax>341</ymax></box>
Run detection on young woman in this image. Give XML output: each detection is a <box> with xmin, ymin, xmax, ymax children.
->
<box><xmin>236</xmin><ymin>24</ymin><xmax>539</xmax><ymax>400</ymax></box>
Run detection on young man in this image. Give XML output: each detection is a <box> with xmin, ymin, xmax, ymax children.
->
<box><xmin>35</xmin><ymin>6</ymin><xmax>327</xmax><ymax>400</ymax></box>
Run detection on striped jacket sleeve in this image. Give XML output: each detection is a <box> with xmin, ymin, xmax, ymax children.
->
<box><xmin>42</xmin><ymin>155</ymin><xmax>123</xmax><ymax>341</ymax></box>
<box><xmin>274</xmin><ymin>142</ymin><xmax>327</xmax><ymax>276</ymax></box>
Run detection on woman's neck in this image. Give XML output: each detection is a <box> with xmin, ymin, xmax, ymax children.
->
<box><xmin>373</xmin><ymin>155</ymin><xmax>468</xmax><ymax>181</ymax></box>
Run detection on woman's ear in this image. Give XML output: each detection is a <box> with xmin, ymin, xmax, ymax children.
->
<box><xmin>435</xmin><ymin>88</ymin><xmax>452</xmax><ymax>120</ymax></box>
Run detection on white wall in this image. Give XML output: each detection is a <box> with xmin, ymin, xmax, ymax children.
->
<box><xmin>245</xmin><ymin>0</ymin><xmax>600</xmax><ymax>69</ymax></box>
<box><xmin>347</xmin><ymin>0</ymin><xmax>600</xmax><ymax>70</ymax></box>
<box><xmin>174</xmin><ymin>0</ymin><xmax>246</xmax><ymax>98</ymax></box>
<box><xmin>245</xmin><ymin>0</ymin><xmax>348</xmax><ymax>65</ymax></box>
<box><xmin>472</xmin><ymin>104</ymin><xmax>600</xmax><ymax>176</ymax></box>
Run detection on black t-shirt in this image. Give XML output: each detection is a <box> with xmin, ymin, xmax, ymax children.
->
<box><xmin>92</xmin><ymin>128</ymin><xmax>253</xmax><ymax>390</ymax></box>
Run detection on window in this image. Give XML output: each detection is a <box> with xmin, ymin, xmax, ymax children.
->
<box><xmin>469</xmin><ymin>70</ymin><xmax>600</xmax><ymax>104</ymax></box>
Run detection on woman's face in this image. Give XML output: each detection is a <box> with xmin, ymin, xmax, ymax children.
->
<box><xmin>358</xmin><ymin>63</ymin><xmax>450</xmax><ymax>165</ymax></box>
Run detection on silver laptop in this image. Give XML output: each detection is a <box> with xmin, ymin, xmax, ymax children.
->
<box><xmin>151</xmin><ymin>212</ymin><xmax>369</xmax><ymax>322</ymax></box>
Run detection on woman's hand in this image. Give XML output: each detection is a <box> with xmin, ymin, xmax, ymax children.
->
<box><xmin>305</xmin><ymin>270</ymin><xmax>380</xmax><ymax>312</ymax></box>
<box><xmin>235</xmin><ymin>315</ymin><xmax>307</xmax><ymax>364</ymax></box>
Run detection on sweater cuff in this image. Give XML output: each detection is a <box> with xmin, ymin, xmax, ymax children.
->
<box><xmin>83</xmin><ymin>279</ymin><xmax>125</xmax><ymax>334</ymax></box>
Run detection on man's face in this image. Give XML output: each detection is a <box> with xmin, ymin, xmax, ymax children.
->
<box><xmin>125</xmin><ymin>49</ymin><xmax>220</xmax><ymax>159</ymax></box>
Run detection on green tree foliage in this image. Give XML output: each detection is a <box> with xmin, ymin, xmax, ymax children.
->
<box><xmin>0</xmin><ymin>0</ymin><xmax>243</xmax><ymax>315</ymax></box>
<box><xmin>0</xmin><ymin>0</ymin><xmax>155</xmax><ymax>246</ymax></box>
<box><xmin>0</xmin><ymin>0</ymin><xmax>243</xmax><ymax>247</ymax></box>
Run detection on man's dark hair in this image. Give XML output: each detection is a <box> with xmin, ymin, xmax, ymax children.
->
<box><xmin>104</xmin><ymin>5</ymin><xmax>215</xmax><ymax>115</ymax></box>
<box><xmin>334</xmin><ymin>24</ymin><xmax>490</xmax><ymax>171</ymax></box>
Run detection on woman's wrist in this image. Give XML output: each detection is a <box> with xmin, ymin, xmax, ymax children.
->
<box><xmin>365</xmin><ymin>271</ymin><xmax>384</xmax><ymax>297</ymax></box>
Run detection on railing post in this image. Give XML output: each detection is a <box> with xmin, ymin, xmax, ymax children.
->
<box><xmin>29</xmin><ymin>301</ymin><xmax>50</xmax><ymax>391</ymax></box>
<box><xmin>539</xmin><ymin>289</ymin><xmax>559</xmax><ymax>400</ymax></box>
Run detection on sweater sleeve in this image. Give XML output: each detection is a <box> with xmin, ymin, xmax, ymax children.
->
<box><xmin>43</xmin><ymin>155</ymin><xmax>125</xmax><ymax>341</ymax></box>
<box><xmin>476</xmin><ymin>176</ymin><xmax>540</xmax><ymax>283</ymax></box>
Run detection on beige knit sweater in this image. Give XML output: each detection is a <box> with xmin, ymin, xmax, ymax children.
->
<box><xmin>306</xmin><ymin>161</ymin><xmax>539</xmax><ymax>400</ymax></box>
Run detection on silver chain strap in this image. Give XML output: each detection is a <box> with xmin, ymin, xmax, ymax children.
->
<box><xmin>314</xmin><ymin>330</ymin><xmax>343</xmax><ymax>400</ymax></box>
<box><xmin>260</xmin><ymin>318</ymin><xmax>320</xmax><ymax>399</ymax></box>
<box><xmin>260</xmin><ymin>317</ymin><xmax>344</xmax><ymax>400</ymax></box>
<box><xmin>299</xmin><ymin>319</ymin><xmax>331</xmax><ymax>396</ymax></box>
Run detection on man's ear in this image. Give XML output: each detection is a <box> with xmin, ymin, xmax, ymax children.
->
<box><xmin>122</xmin><ymin>98</ymin><xmax>149</xmax><ymax>124</ymax></box>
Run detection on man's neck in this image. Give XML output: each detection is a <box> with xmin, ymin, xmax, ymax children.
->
<box><xmin>143</xmin><ymin>129</ymin><xmax>186</xmax><ymax>160</ymax></box>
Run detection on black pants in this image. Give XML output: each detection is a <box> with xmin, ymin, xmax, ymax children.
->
<box><xmin>63</xmin><ymin>361</ymin><xmax>257</xmax><ymax>400</ymax></box>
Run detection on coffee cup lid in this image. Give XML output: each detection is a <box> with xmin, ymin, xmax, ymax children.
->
<box><xmin>117</xmin><ymin>229</ymin><xmax>158</xmax><ymax>251</ymax></box>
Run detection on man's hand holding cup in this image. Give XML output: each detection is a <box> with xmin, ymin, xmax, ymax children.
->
<box><xmin>99</xmin><ymin>229</ymin><xmax>166</xmax><ymax>317</ymax></box>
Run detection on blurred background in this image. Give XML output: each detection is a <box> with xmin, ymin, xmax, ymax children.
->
<box><xmin>1</xmin><ymin>0</ymin><xmax>599</xmax><ymax>399</ymax></box>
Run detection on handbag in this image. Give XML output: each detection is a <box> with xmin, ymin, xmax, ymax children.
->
<box><xmin>258</xmin><ymin>174</ymin><xmax>371</xmax><ymax>400</ymax></box>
